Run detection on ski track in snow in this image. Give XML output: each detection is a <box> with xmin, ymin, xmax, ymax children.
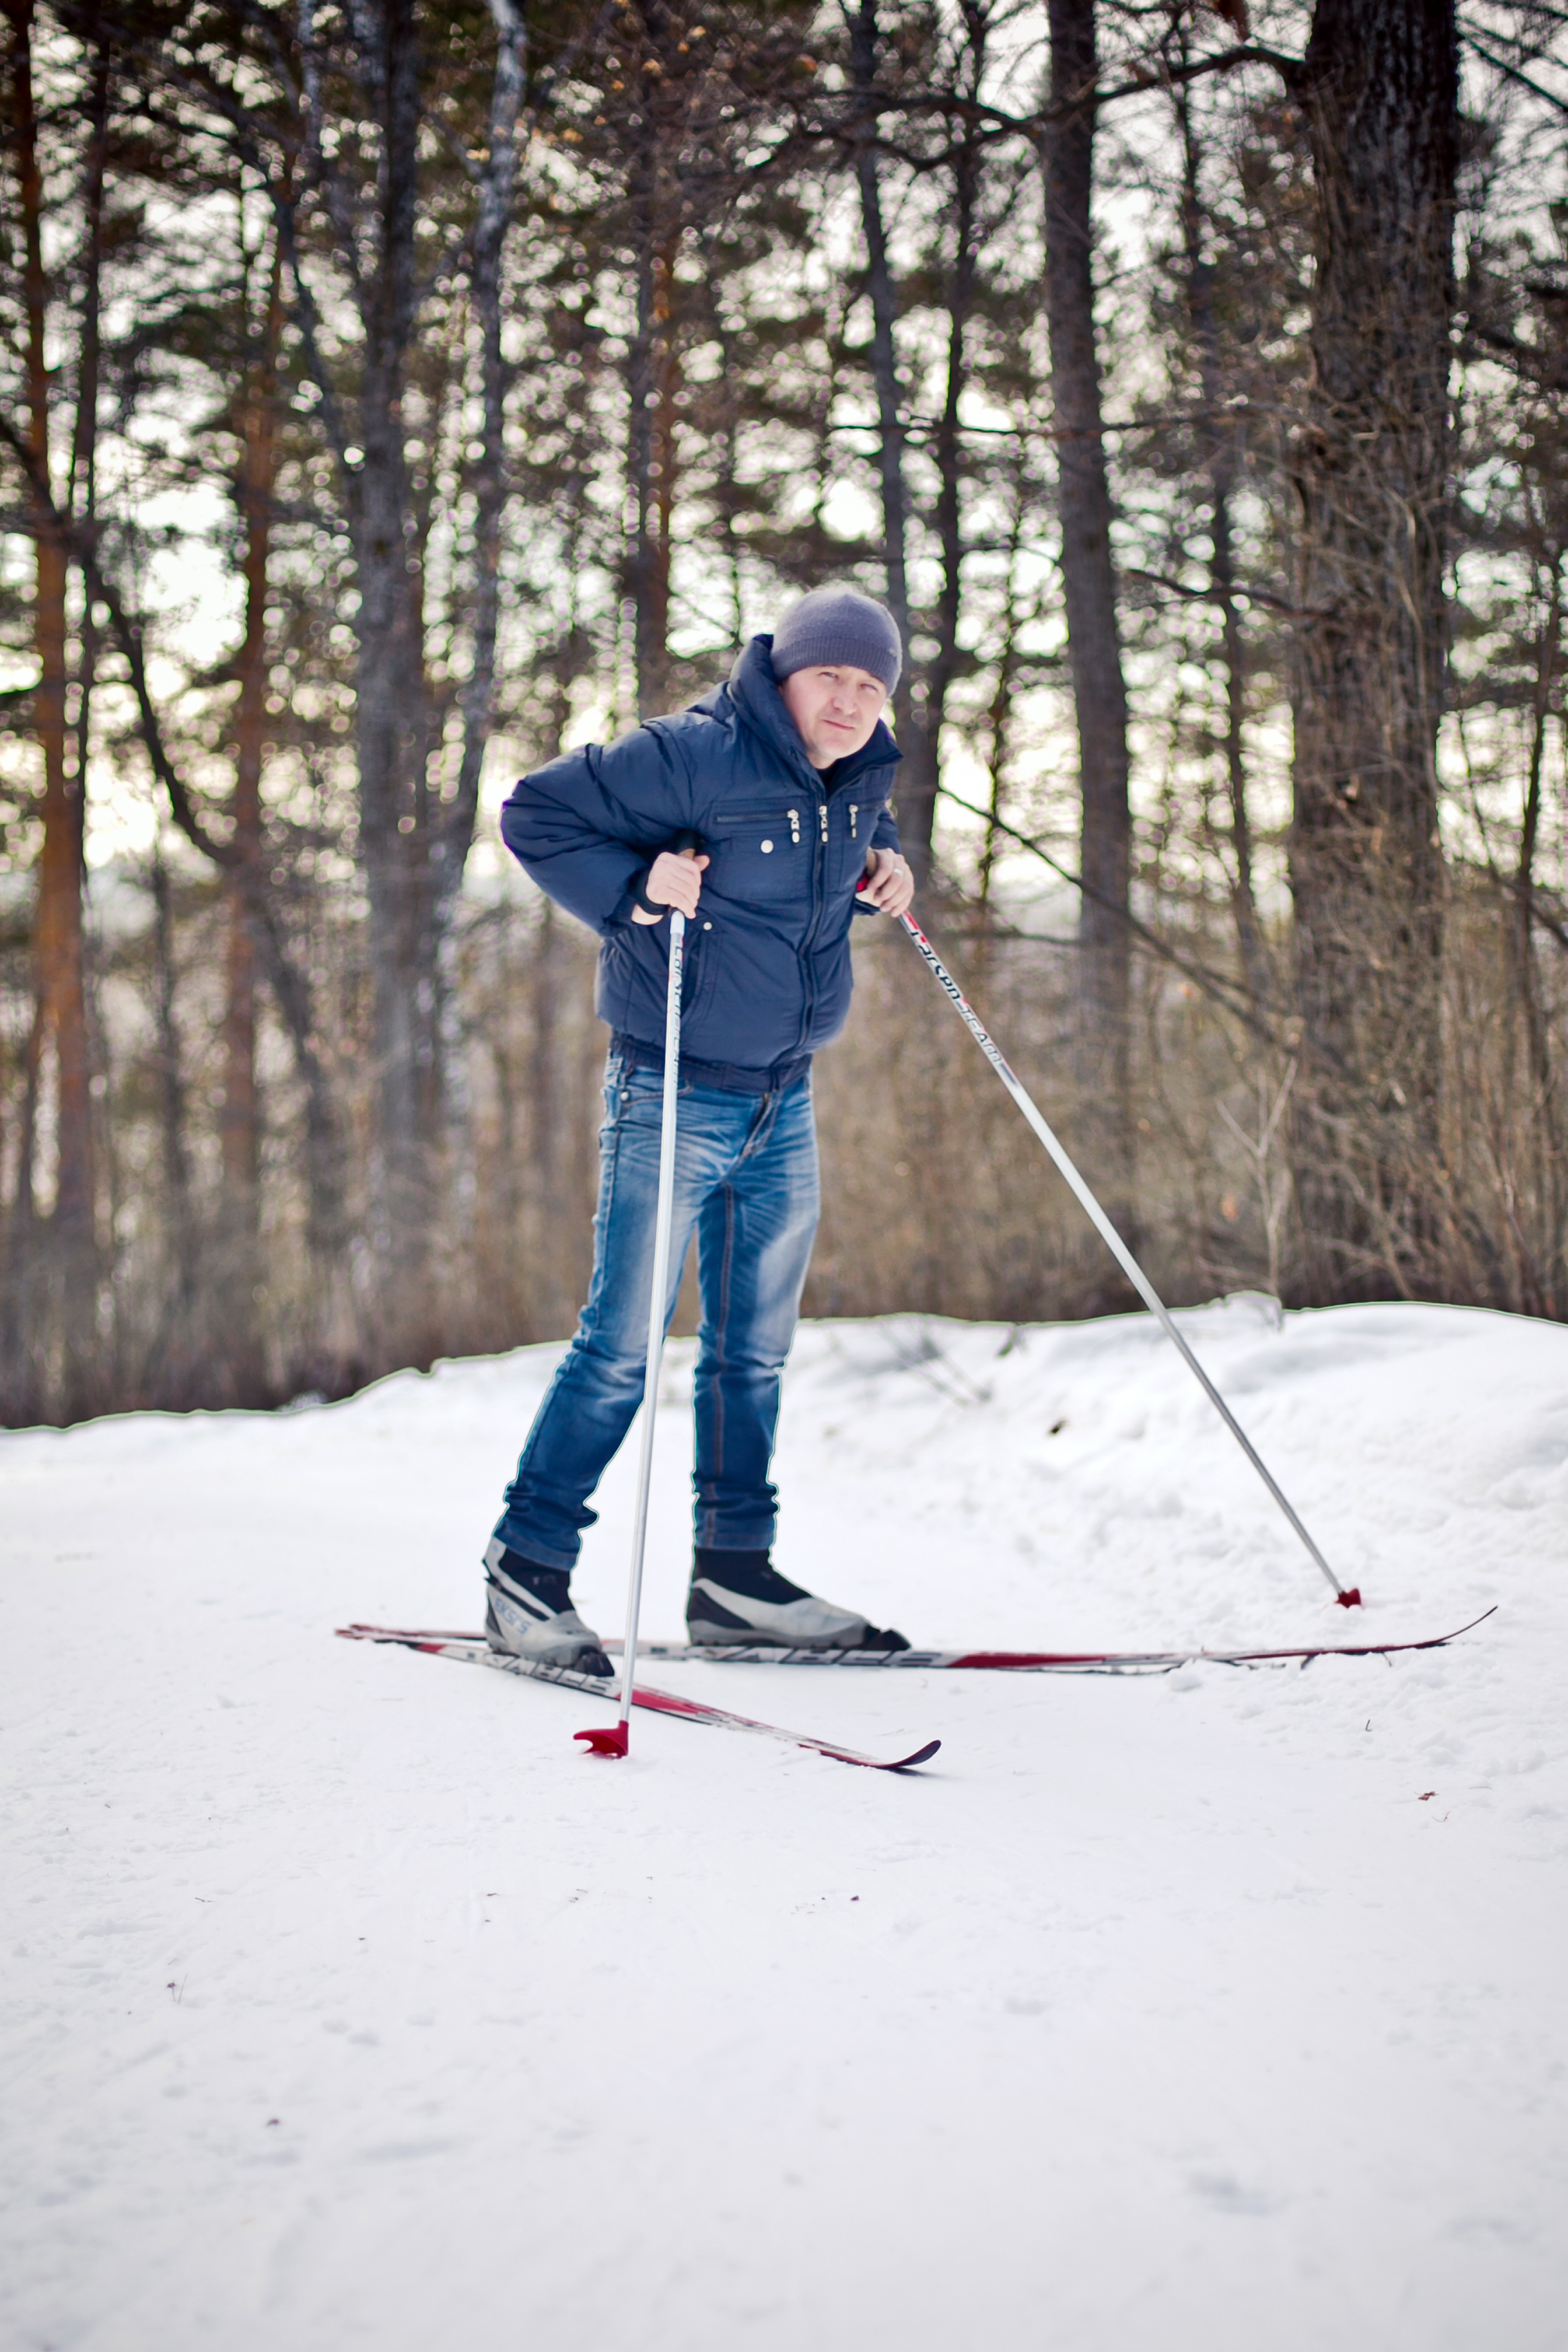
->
<box><xmin>2</xmin><ymin>1297</ymin><xmax>1565</xmax><ymax>2351</ymax></box>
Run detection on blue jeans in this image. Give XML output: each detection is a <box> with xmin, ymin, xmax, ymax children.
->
<box><xmin>492</xmin><ymin>1050</ymin><xmax>821</xmax><ymax>1570</ymax></box>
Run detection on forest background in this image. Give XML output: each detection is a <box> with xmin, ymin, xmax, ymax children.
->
<box><xmin>1</xmin><ymin>0</ymin><xmax>1565</xmax><ymax>1424</ymax></box>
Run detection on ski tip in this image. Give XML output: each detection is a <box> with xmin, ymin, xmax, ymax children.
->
<box><xmin>894</xmin><ymin>1739</ymin><xmax>942</xmax><ymax>1770</ymax></box>
<box><xmin>574</xmin><ymin>1722</ymin><xmax>630</xmax><ymax>1759</ymax></box>
<box><xmin>1335</xmin><ymin>1587</ymin><xmax>1364</xmax><ymax>1610</ymax></box>
<box><xmin>335</xmin><ymin>1623</ymin><xmax>447</xmax><ymax>1653</ymax></box>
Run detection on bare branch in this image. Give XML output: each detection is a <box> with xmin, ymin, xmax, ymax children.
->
<box><xmin>934</xmin><ymin>780</ymin><xmax>1348</xmax><ymax>1073</ymax></box>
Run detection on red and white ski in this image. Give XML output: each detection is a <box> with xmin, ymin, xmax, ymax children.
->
<box><xmin>335</xmin><ymin>1624</ymin><xmax>941</xmax><ymax>1772</ymax></box>
<box><xmin>603</xmin><ymin>1610</ymin><xmax>1496</xmax><ymax>1672</ymax></box>
<box><xmin>341</xmin><ymin>1608</ymin><xmax>1494</xmax><ymax>1677</ymax></box>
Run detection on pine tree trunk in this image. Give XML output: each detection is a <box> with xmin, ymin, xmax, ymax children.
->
<box><xmin>350</xmin><ymin>0</ymin><xmax>438</xmax><ymax>1345</ymax></box>
<box><xmin>1503</xmin><ymin>560</ymin><xmax>1559</xmax><ymax>1312</ymax></box>
<box><xmin>9</xmin><ymin>0</ymin><xmax>97</xmax><ymax>1417</ymax></box>
<box><xmin>1040</xmin><ymin>0</ymin><xmax>1134</xmax><ymax>1245</ymax></box>
<box><xmin>439</xmin><ymin>0</ymin><xmax>524</xmax><ymax>924</ymax></box>
<box><xmin>149</xmin><ymin>850</ymin><xmax>198</xmax><ymax>1396</ymax></box>
<box><xmin>1179</xmin><ymin>85</ymin><xmax>1267</xmax><ymax>1007</ymax></box>
<box><xmin>626</xmin><ymin>91</ymin><xmax>676</xmax><ymax>723</ymax></box>
<box><xmin>851</xmin><ymin>0</ymin><xmax>932</xmax><ymax>874</ymax></box>
<box><xmin>628</xmin><ymin>231</ymin><xmax>678</xmax><ymax>720</ymax></box>
<box><xmin>923</xmin><ymin>78</ymin><xmax>982</xmax><ymax>846</ymax></box>
<box><xmin>1291</xmin><ymin>0</ymin><xmax>1458</xmax><ymax>1300</ymax></box>
<box><xmin>220</xmin><ymin>226</ymin><xmax>283</xmax><ymax>1401</ymax></box>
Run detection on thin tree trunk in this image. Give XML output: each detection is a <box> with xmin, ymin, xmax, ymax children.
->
<box><xmin>528</xmin><ymin>897</ymin><xmax>566</xmax><ymax>1334</ymax></box>
<box><xmin>631</xmin><ymin>238</ymin><xmax>680</xmax><ymax>715</ymax></box>
<box><xmin>218</xmin><ymin>211</ymin><xmax>285</xmax><ymax>1401</ymax></box>
<box><xmin>1040</xmin><ymin>0</ymin><xmax>1134</xmax><ymax>1243</ymax></box>
<box><xmin>1178</xmin><ymin>83</ymin><xmax>1267</xmax><ymax>1006</ymax></box>
<box><xmin>1291</xmin><ymin>0</ymin><xmax>1457</xmax><ymax>1300</ymax></box>
<box><xmin>1510</xmin><ymin>554</ymin><xmax>1561</xmax><ymax>1305</ymax></box>
<box><xmin>347</xmin><ymin>0</ymin><xmax>437</xmax><ymax>1342</ymax></box>
<box><xmin>923</xmin><ymin>11</ymin><xmax>985</xmax><ymax>819</ymax></box>
<box><xmin>626</xmin><ymin>98</ymin><xmax>674</xmax><ymax>720</ymax></box>
<box><xmin>705</xmin><ymin>230</ymin><xmax>747</xmax><ymax>654</ymax></box>
<box><xmin>9</xmin><ymin>0</ymin><xmax>97</xmax><ymax>1416</ymax></box>
<box><xmin>850</xmin><ymin>0</ymin><xmax>933</xmax><ymax>874</ymax></box>
<box><xmin>977</xmin><ymin>457</ymin><xmax>1030</xmax><ymax>931</ymax></box>
<box><xmin>439</xmin><ymin>0</ymin><xmax>524</xmax><ymax>923</ymax></box>
<box><xmin>71</xmin><ymin>44</ymin><xmax>110</xmax><ymax>1373</ymax></box>
<box><xmin>149</xmin><ymin>849</ymin><xmax>198</xmax><ymax>1393</ymax></box>
<box><xmin>1</xmin><ymin>1006</ymin><xmax>42</xmax><ymax>1417</ymax></box>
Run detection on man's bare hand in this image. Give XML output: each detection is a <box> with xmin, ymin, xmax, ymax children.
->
<box><xmin>632</xmin><ymin>848</ymin><xmax>710</xmax><ymax>923</ymax></box>
<box><xmin>856</xmin><ymin>845</ymin><xmax>914</xmax><ymax>918</ymax></box>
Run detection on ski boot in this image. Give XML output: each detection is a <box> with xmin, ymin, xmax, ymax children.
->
<box><xmin>686</xmin><ymin>1548</ymin><xmax>909</xmax><ymax>1652</ymax></box>
<box><xmin>484</xmin><ymin>1539</ymin><xmax>613</xmax><ymax>1676</ymax></box>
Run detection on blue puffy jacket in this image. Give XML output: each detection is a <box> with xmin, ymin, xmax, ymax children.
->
<box><xmin>499</xmin><ymin>635</ymin><xmax>902</xmax><ymax>1073</ymax></box>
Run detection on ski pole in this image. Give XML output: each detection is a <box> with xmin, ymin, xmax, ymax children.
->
<box><xmin>890</xmin><ymin>904</ymin><xmax>1360</xmax><ymax>1608</ymax></box>
<box><xmin>576</xmin><ymin>836</ymin><xmax>702</xmax><ymax>1757</ymax></box>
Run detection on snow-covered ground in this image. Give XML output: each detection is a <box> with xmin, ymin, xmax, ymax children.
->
<box><xmin>3</xmin><ymin>1298</ymin><xmax>1565</xmax><ymax>2351</ymax></box>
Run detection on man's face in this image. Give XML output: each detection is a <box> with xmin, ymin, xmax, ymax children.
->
<box><xmin>778</xmin><ymin>663</ymin><xmax>888</xmax><ymax>769</ymax></box>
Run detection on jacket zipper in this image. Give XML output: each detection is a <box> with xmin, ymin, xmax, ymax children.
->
<box><xmin>787</xmin><ymin>807</ymin><xmax>801</xmax><ymax>843</ymax></box>
<box><xmin>795</xmin><ymin>785</ymin><xmax>830</xmax><ymax>1054</ymax></box>
<box><xmin>785</xmin><ymin>743</ymin><xmax>888</xmax><ymax>1057</ymax></box>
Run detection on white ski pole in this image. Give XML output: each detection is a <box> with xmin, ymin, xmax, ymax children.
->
<box><xmin>576</xmin><ymin>839</ymin><xmax>700</xmax><ymax>1757</ymax></box>
<box><xmin>892</xmin><ymin>906</ymin><xmax>1360</xmax><ymax>1608</ymax></box>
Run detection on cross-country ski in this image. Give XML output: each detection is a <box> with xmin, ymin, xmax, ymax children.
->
<box><xmin>335</xmin><ymin>1621</ymin><xmax>941</xmax><ymax>1770</ymax></box>
<box><xmin>344</xmin><ymin>1610</ymin><xmax>1496</xmax><ymax>1675</ymax></box>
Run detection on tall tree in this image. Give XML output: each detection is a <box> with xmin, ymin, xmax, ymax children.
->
<box><xmin>240</xmin><ymin>0</ymin><xmax>526</xmax><ymax>1348</ymax></box>
<box><xmin>848</xmin><ymin>0</ymin><xmax>929</xmax><ymax>869</ymax></box>
<box><xmin>1039</xmin><ymin>0</ymin><xmax>1133</xmax><ymax>1231</ymax></box>
<box><xmin>917</xmin><ymin>0</ymin><xmax>994</xmax><ymax>879</ymax></box>
<box><xmin>326</xmin><ymin>0</ymin><xmax>437</xmax><ymax>1318</ymax></box>
<box><xmin>216</xmin><ymin>204</ymin><xmax>285</xmax><ymax>1403</ymax></box>
<box><xmin>551</xmin><ymin>0</ymin><xmax>815</xmax><ymax>719</ymax></box>
<box><xmin>1176</xmin><ymin>74</ymin><xmax>1268</xmax><ymax>1007</ymax></box>
<box><xmin>1290</xmin><ymin>0</ymin><xmax>1458</xmax><ymax>1296</ymax></box>
<box><xmin>5</xmin><ymin>0</ymin><xmax>97</xmax><ymax>1413</ymax></box>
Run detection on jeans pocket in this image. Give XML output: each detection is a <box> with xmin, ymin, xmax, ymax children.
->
<box><xmin>615</xmin><ymin>1069</ymin><xmax>667</xmax><ymax>1133</ymax></box>
<box><xmin>601</xmin><ymin>1051</ymin><xmax>642</xmax><ymax>1135</ymax></box>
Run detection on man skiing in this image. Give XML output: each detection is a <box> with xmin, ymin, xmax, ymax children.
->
<box><xmin>483</xmin><ymin>584</ymin><xmax>916</xmax><ymax>1675</ymax></box>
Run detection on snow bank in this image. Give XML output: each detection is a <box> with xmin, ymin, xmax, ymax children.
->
<box><xmin>3</xmin><ymin>1300</ymin><xmax>1564</xmax><ymax>2350</ymax></box>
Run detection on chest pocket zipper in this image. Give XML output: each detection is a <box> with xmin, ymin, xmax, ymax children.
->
<box><xmin>819</xmin><ymin>805</ymin><xmax>828</xmax><ymax>844</ymax></box>
<box><xmin>849</xmin><ymin>803</ymin><xmax>859</xmax><ymax>840</ymax></box>
<box><xmin>787</xmin><ymin>808</ymin><xmax>801</xmax><ymax>844</ymax></box>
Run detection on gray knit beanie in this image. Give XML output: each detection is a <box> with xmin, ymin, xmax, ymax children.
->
<box><xmin>769</xmin><ymin>584</ymin><xmax>902</xmax><ymax>693</ymax></box>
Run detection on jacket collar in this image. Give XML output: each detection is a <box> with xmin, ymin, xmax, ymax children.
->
<box><xmin>717</xmin><ymin>634</ymin><xmax>902</xmax><ymax>789</ymax></box>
